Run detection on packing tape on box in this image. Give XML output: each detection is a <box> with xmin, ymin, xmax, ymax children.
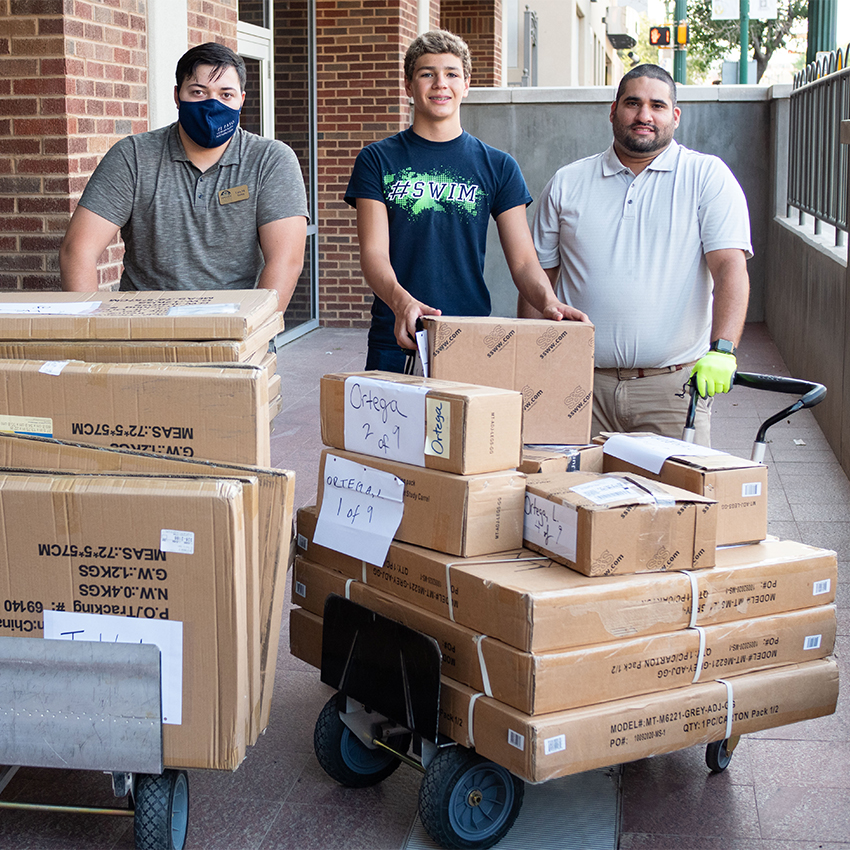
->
<box><xmin>468</xmin><ymin>692</ymin><xmax>485</xmax><ymax>749</ymax></box>
<box><xmin>690</xmin><ymin>625</ymin><xmax>707</xmax><ymax>684</ymax></box>
<box><xmin>716</xmin><ymin>678</ymin><xmax>735</xmax><ymax>740</ymax></box>
<box><xmin>345</xmin><ymin>578</ymin><xmax>355</xmax><ymax>599</ymax></box>
<box><xmin>473</xmin><ymin>635</ymin><xmax>494</xmax><ymax>697</ymax></box>
<box><xmin>679</xmin><ymin>569</ymin><xmax>699</xmax><ymax>628</ymax></box>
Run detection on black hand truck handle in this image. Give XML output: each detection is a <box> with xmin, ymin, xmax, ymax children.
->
<box><xmin>684</xmin><ymin>372</ymin><xmax>827</xmax><ymax>456</ymax></box>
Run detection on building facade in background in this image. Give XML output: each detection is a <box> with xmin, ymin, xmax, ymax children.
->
<box><xmin>0</xmin><ymin>0</ymin><xmax>623</xmax><ymax>337</ymax></box>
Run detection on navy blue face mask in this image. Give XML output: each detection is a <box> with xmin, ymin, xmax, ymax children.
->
<box><xmin>178</xmin><ymin>98</ymin><xmax>241</xmax><ymax>148</ymax></box>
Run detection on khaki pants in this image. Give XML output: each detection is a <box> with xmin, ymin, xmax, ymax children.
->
<box><xmin>592</xmin><ymin>363</ymin><xmax>712</xmax><ymax>447</ymax></box>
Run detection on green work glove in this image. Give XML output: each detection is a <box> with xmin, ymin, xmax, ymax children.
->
<box><xmin>690</xmin><ymin>351</ymin><xmax>737</xmax><ymax>397</ymax></box>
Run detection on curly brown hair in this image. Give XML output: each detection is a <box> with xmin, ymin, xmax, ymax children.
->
<box><xmin>404</xmin><ymin>30</ymin><xmax>472</xmax><ymax>81</ymax></box>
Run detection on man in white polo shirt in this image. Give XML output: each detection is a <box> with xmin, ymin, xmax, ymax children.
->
<box><xmin>522</xmin><ymin>64</ymin><xmax>751</xmax><ymax>446</ymax></box>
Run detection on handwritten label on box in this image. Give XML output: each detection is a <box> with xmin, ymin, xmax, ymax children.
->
<box><xmin>343</xmin><ymin>376</ymin><xmax>428</xmax><ymax>466</ymax></box>
<box><xmin>523</xmin><ymin>491</ymin><xmax>577</xmax><ymax>562</ymax></box>
<box><xmin>313</xmin><ymin>454</ymin><xmax>404</xmax><ymax>566</ymax></box>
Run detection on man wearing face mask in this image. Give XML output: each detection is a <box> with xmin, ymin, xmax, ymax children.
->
<box><xmin>60</xmin><ymin>43</ymin><xmax>308</xmax><ymax>308</ymax></box>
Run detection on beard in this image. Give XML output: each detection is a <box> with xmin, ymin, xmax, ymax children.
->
<box><xmin>612</xmin><ymin>113</ymin><xmax>675</xmax><ymax>155</ymax></box>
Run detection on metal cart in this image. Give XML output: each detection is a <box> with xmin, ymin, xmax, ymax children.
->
<box><xmin>0</xmin><ymin>636</ymin><xmax>189</xmax><ymax>850</ymax></box>
<box><xmin>312</xmin><ymin>371</ymin><xmax>827</xmax><ymax>850</ymax></box>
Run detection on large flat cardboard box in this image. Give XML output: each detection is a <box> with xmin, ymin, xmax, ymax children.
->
<box><xmin>0</xmin><ymin>313</ymin><xmax>283</xmax><ymax>365</ymax></box>
<box><xmin>320</xmin><ymin>371</ymin><xmax>522</xmax><ymax>475</ymax></box>
<box><xmin>0</xmin><ymin>360</ymin><xmax>270</xmax><ymax>466</ymax></box>
<box><xmin>0</xmin><ymin>472</ymin><xmax>251</xmax><ymax>771</ymax></box>
<box><xmin>0</xmin><ymin>290</ymin><xmax>279</xmax><ymax>340</ymax></box>
<box><xmin>293</xmin><ymin>555</ymin><xmax>836</xmax><ymax>715</ymax></box>
<box><xmin>597</xmin><ymin>433</ymin><xmax>768</xmax><ymax>546</ymax></box>
<box><xmin>524</xmin><ymin>471</ymin><xmax>717</xmax><ymax>575</ymax></box>
<box><xmin>441</xmin><ymin>659</ymin><xmax>839</xmax><ymax>783</ymax></box>
<box><xmin>0</xmin><ymin>432</ymin><xmax>295</xmax><ymax>741</ymax></box>
<box><xmin>317</xmin><ymin>449</ymin><xmax>526</xmax><ymax>557</ymax></box>
<box><xmin>423</xmin><ymin>316</ymin><xmax>594</xmax><ymax>444</ymax></box>
<box><xmin>297</xmin><ymin>506</ymin><xmax>837</xmax><ymax>652</ymax></box>
<box><xmin>287</xmin><ymin>608</ymin><xmax>839</xmax><ymax>783</ymax></box>
<box><xmin>519</xmin><ymin>444</ymin><xmax>603</xmax><ymax>475</ymax></box>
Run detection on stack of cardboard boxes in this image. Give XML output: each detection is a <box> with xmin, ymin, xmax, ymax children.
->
<box><xmin>289</xmin><ymin>331</ymin><xmax>838</xmax><ymax>785</ymax></box>
<box><xmin>0</xmin><ymin>291</ymin><xmax>294</xmax><ymax>771</ymax></box>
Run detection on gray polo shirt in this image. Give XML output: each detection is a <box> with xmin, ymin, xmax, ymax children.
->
<box><xmin>78</xmin><ymin>124</ymin><xmax>309</xmax><ymax>291</ymax></box>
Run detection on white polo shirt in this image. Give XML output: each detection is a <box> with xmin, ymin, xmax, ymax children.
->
<box><xmin>532</xmin><ymin>141</ymin><xmax>753</xmax><ymax>369</ymax></box>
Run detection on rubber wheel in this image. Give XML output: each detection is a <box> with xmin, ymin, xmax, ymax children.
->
<box><xmin>133</xmin><ymin>770</ymin><xmax>190</xmax><ymax>850</ymax></box>
<box><xmin>705</xmin><ymin>737</ymin><xmax>736</xmax><ymax>773</ymax></box>
<box><xmin>313</xmin><ymin>692</ymin><xmax>411</xmax><ymax>788</ymax></box>
<box><xmin>419</xmin><ymin>747</ymin><xmax>524</xmax><ymax>850</ymax></box>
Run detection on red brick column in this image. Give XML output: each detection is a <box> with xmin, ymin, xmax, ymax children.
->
<box><xmin>187</xmin><ymin>0</ymin><xmax>237</xmax><ymax>49</ymax></box>
<box><xmin>0</xmin><ymin>0</ymin><xmax>148</xmax><ymax>291</ymax></box>
<box><xmin>442</xmin><ymin>0</ymin><xmax>501</xmax><ymax>87</ymax></box>
<box><xmin>315</xmin><ymin>0</ymin><xmax>419</xmax><ymax>328</ymax></box>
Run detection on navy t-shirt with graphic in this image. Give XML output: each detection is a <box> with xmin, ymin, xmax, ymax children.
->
<box><xmin>344</xmin><ymin>129</ymin><xmax>533</xmax><ymax>350</ymax></box>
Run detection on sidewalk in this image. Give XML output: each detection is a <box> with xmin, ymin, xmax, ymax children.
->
<box><xmin>0</xmin><ymin>322</ymin><xmax>845</xmax><ymax>850</ymax></box>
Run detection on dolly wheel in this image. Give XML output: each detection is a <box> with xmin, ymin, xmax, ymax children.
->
<box><xmin>133</xmin><ymin>770</ymin><xmax>190</xmax><ymax>850</ymax></box>
<box><xmin>419</xmin><ymin>747</ymin><xmax>524</xmax><ymax>850</ymax></box>
<box><xmin>706</xmin><ymin>736</ymin><xmax>740</xmax><ymax>773</ymax></box>
<box><xmin>314</xmin><ymin>692</ymin><xmax>411</xmax><ymax>788</ymax></box>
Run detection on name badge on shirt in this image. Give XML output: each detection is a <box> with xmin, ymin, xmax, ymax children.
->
<box><xmin>218</xmin><ymin>185</ymin><xmax>250</xmax><ymax>205</ymax></box>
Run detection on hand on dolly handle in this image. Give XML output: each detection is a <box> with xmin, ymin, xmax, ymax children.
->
<box><xmin>690</xmin><ymin>351</ymin><xmax>737</xmax><ymax>398</ymax></box>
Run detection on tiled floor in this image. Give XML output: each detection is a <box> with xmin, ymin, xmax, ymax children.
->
<box><xmin>0</xmin><ymin>322</ymin><xmax>846</xmax><ymax>850</ymax></box>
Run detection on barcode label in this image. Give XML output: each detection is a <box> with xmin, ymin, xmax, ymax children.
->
<box><xmin>295</xmin><ymin>581</ymin><xmax>307</xmax><ymax>598</ymax></box>
<box><xmin>813</xmin><ymin>579</ymin><xmax>831</xmax><ymax>596</ymax></box>
<box><xmin>741</xmin><ymin>482</ymin><xmax>762</xmax><ymax>497</ymax></box>
<box><xmin>507</xmin><ymin>729</ymin><xmax>525</xmax><ymax>751</ymax></box>
<box><xmin>544</xmin><ymin>734</ymin><xmax>566</xmax><ymax>755</ymax></box>
<box><xmin>803</xmin><ymin>634</ymin><xmax>822</xmax><ymax>650</ymax></box>
<box><xmin>297</xmin><ymin>533</ymin><xmax>308</xmax><ymax>550</ymax></box>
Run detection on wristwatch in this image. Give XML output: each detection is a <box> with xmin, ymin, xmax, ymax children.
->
<box><xmin>710</xmin><ymin>338</ymin><xmax>737</xmax><ymax>356</ymax></box>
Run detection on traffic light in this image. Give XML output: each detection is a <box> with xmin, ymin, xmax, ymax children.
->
<box><xmin>649</xmin><ymin>26</ymin><xmax>671</xmax><ymax>46</ymax></box>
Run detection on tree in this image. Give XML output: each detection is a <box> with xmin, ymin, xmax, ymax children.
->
<box><xmin>685</xmin><ymin>0</ymin><xmax>808</xmax><ymax>82</ymax></box>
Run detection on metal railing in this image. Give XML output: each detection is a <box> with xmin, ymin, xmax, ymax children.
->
<box><xmin>788</xmin><ymin>45</ymin><xmax>850</xmax><ymax>248</ymax></box>
<box><xmin>521</xmin><ymin>6</ymin><xmax>538</xmax><ymax>88</ymax></box>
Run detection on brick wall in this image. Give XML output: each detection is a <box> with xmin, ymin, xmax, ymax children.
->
<box><xmin>0</xmin><ymin>0</ymin><xmax>148</xmax><ymax>291</ymax></box>
<box><xmin>188</xmin><ymin>0</ymin><xmax>237</xmax><ymax>49</ymax></box>
<box><xmin>315</xmin><ymin>0</ymin><xmax>419</xmax><ymax>328</ymax></box>
<box><xmin>442</xmin><ymin>0</ymin><xmax>501</xmax><ymax>87</ymax></box>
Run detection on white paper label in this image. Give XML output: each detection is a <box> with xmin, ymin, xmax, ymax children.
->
<box><xmin>43</xmin><ymin>610</ymin><xmax>183</xmax><ymax>724</ymax></box>
<box><xmin>0</xmin><ymin>414</ymin><xmax>53</xmax><ymax>437</ymax></box>
<box><xmin>507</xmin><ymin>729</ymin><xmax>525</xmax><ymax>751</ymax></box>
<box><xmin>297</xmin><ymin>533</ymin><xmax>308</xmax><ymax>550</ymax></box>
<box><xmin>0</xmin><ymin>301</ymin><xmax>101</xmax><ymax>315</ymax></box>
<box><xmin>569</xmin><ymin>477</ymin><xmax>648</xmax><ymax>506</ymax></box>
<box><xmin>38</xmin><ymin>360</ymin><xmax>72</xmax><ymax>376</ymax></box>
<box><xmin>295</xmin><ymin>581</ymin><xmax>307</xmax><ymax>598</ymax></box>
<box><xmin>425</xmin><ymin>396</ymin><xmax>451</xmax><ymax>459</ymax></box>
<box><xmin>544</xmin><ymin>734</ymin><xmax>567</xmax><ymax>755</ymax></box>
<box><xmin>813</xmin><ymin>579</ymin><xmax>831</xmax><ymax>596</ymax></box>
<box><xmin>803</xmin><ymin>634</ymin><xmax>822</xmax><ymax>651</ymax></box>
<box><xmin>741</xmin><ymin>482</ymin><xmax>762</xmax><ymax>498</ymax></box>
<box><xmin>523</xmin><ymin>492</ymin><xmax>578</xmax><ymax>562</ymax></box>
<box><xmin>603</xmin><ymin>433</ymin><xmax>727</xmax><ymax>475</ymax></box>
<box><xmin>313</xmin><ymin>454</ymin><xmax>404</xmax><ymax>567</ymax></box>
<box><xmin>160</xmin><ymin>529</ymin><xmax>195</xmax><ymax>555</ymax></box>
<box><xmin>343</xmin><ymin>376</ymin><xmax>429</xmax><ymax>466</ymax></box>
<box><xmin>167</xmin><ymin>304</ymin><xmax>240</xmax><ymax>316</ymax></box>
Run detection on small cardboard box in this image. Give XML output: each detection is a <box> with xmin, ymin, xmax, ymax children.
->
<box><xmin>524</xmin><ymin>471</ymin><xmax>717</xmax><ymax>575</ymax></box>
<box><xmin>0</xmin><ymin>472</ymin><xmax>251</xmax><ymax>771</ymax></box>
<box><xmin>320</xmin><ymin>371</ymin><xmax>523</xmax><ymax>475</ymax></box>
<box><xmin>519</xmin><ymin>444</ymin><xmax>603</xmax><ymax>475</ymax></box>
<box><xmin>0</xmin><ymin>360</ymin><xmax>270</xmax><ymax>466</ymax></box>
<box><xmin>297</xmin><ymin>506</ymin><xmax>836</xmax><ymax>653</ymax></box>
<box><xmin>293</xmin><ymin>555</ymin><xmax>836</xmax><ymax>715</ymax></box>
<box><xmin>316</xmin><ymin>449</ymin><xmax>526</xmax><ymax>557</ymax></box>
<box><xmin>287</xmin><ymin>608</ymin><xmax>839</xmax><ymax>784</ymax></box>
<box><xmin>0</xmin><ymin>313</ymin><xmax>283</xmax><ymax>365</ymax></box>
<box><xmin>0</xmin><ymin>290</ymin><xmax>279</xmax><ymax>341</ymax></box>
<box><xmin>597</xmin><ymin>433</ymin><xmax>768</xmax><ymax>546</ymax></box>
<box><xmin>423</xmin><ymin>316</ymin><xmax>594</xmax><ymax>445</ymax></box>
<box><xmin>0</xmin><ymin>432</ymin><xmax>295</xmax><ymax>741</ymax></box>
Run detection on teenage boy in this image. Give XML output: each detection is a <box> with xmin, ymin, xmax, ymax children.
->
<box><xmin>60</xmin><ymin>42</ymin><xmax>309</xmax><ymax>308</ymax></box>
<box><xmin>344</xmin><ymin>29</ymin><xmax>588</xmax><ymax>371</ymax></box>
